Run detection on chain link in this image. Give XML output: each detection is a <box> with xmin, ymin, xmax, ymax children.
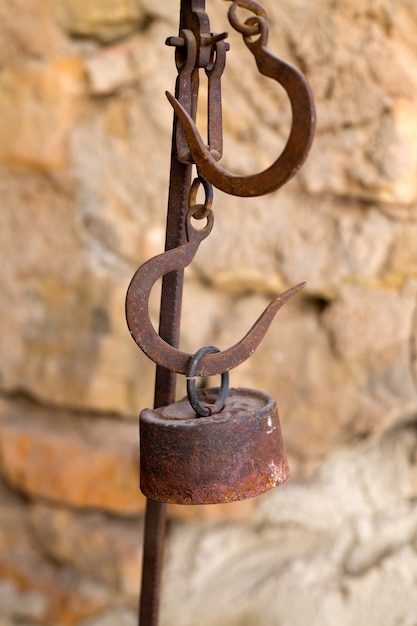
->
<box><xmin>226</xmin><ymin>0</ymin><xmax>268</xmax><ymax>37</ymax></box>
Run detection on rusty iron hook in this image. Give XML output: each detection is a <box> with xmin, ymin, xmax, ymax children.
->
<box><xmin>126</xmin><ymin>204</ymin><xmax>305</xmax><ymax>377</ymax></box>
<box><xmin>166</xmin><ymin>2</ymin><xmax>316</xmax><ymax>197</ymax></box>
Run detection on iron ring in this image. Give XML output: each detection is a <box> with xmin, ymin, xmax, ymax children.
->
<box><xmin>228</xmin><ymin>1</ymin><xmax>267</xmax><ymax>37</ymax></box>
<box><xmin>188</xmin><ymin>176</ymin><xmax>213</xmax><ymax>220</ymax></box>
<box><xmin>186</xmin><ymin>346</ymin><xmax>230</xmax><ymax>417</ymax></box>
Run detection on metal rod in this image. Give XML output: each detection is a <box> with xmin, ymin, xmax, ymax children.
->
<box><xmin>138</xmin><ymin>3</ymin><xmax>195</xmax><ymax>624</ymax></box>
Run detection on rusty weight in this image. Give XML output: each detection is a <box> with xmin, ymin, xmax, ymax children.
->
<box><xmin>140</xmin><ymin>387</ymin><xmax>289</xmax><ymax>504</ymax></box>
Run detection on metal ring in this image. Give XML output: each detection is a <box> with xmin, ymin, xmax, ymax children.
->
<box><xmin>186</xmin><ymin>346</ymin><xmax>230</xmax><ymax>417</ymax></box>
<box><xmin>188</xmin><ymin>176</ymin><xmax>213</xmax><ymax>220</ymax></box>
<box><xmin>228</xmin><ymin>1</ymin><xmax>267</xmax><ymax>37</ymax></box>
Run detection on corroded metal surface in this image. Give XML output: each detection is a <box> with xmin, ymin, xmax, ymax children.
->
<box><xmin>140</xmin><ymin>388</ymin><xmax>289</xmax><ymax>505</ymax></box>
<box><xmin>130</xmin><ymin>1</ymin><xmax>316</xmax><ymax>624</ymax></box>
<box><xmin>167</xmin><ymin>0</ymin><xmax>316</xmax><ymax>197</ymax></box>
<box><xmin>126</xmin><ymin>210</ymin><xmax>305</xmax><ymax>376</ymax></box>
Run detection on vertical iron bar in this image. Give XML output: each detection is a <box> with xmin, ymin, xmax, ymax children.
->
<box><xmin>138</xmin><ymin>2</ymin><xmax>198</xmax><ymax>624</ymax></box>
<box><xmin>139</xmin><ymin>128</ymin><xmax>192</xmax><ymax>626</ymax></box>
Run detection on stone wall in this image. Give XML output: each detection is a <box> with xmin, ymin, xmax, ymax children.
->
<box><xmin>1</xmin><ymin>1</ymin><xmax>417</xmax><ymax>624</ymax></box>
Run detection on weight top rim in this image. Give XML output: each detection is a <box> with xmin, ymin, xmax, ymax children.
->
<box><xmin>140</xmin><ymin>387</ymin><xmax>277</xmax><ymax>425</ymax></box>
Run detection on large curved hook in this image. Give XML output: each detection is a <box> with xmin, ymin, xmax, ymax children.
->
<box><xmin>166</xmin><ymin>7</ymin><xmax>316</xmax><ymax>198</ymax></box>
<box><xmin>126</xmin><ymin>207</ymin><xmax>305</xmax><ymax>377</ymax></box>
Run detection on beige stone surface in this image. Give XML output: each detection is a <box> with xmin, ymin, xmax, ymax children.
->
<box><xmin>0</xmin><ymin>58</ymin><xmax>85</xmax><ymax>170</ymax></box>
<box><xmin>60</xmin><ymin>0</ymin><xmax>143</xmax><ymax>42</ymax></box>
<box><xmin>0</xmin><ymin>479</ymin><xmax>39</xmax><ymax>573</ymax></box>
<box><xmin>85</xmin><ymin>39</ymin><xmax>140</xmax><ymax>95</ymax></box>
<box><xmin>0</xmin><ymin>551</ymin><xmax>109</xmax><ymax>625</ymax></box>
<box><xmin>29</xmin><ymin>503</ymin><xmax>143</xmax><ymax>599</ymax></box>
<box><xmin>0</xmin><ymin>0</ymin><xmax>66</xmax><ymax>63</ymax></box>
<box><xmin>78</xmin><ymin>608</ymin><xmax>137</xmax><ymax>626</ymax></box>
<box><xmin>161</xmin><ymin>421</ymin><xmax>417</xmax><ymax>626</ymax></box>
<box><xmin>0</xmin><ymin>167</ymin><xmax>156</xmax><ymax>415</ymax></box>
<box><xmin>1</xmin><ymin>0</ymin><xmax>417</xmax><ymax>624</ymax></box>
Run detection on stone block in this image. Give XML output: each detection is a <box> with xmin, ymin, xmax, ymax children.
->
<box><xmin>0</xmin><ymin>0</ymin><xmax>65</xmax><ymax>63</ymax></box>
<box><xmin>62</xmin><ymin>0</ymin><xmax>142</xmax><ymax>42</ymax></box>
<box><xmin>0</xmin><ymin>166</ymin><xmax>156</xmax><ymax>414</ymax></box>
<box><xmin>0</xmin><ymin>552</ymin><xmax>108</xmax><ymax>625</ymax></box>
<box><xmin>0</xmin><ymin>479</ymin><xmax>34</xmax><ymax>556</ymax></box>
<box><xmin>85</xmin><ymin>39</ymin><xmax>141</xmax><ymax>95</ymax></box>
<box><xmin>29</xmin><ymin>504</ymin><xmax>143</xmax><ymax>599</ymax></box>
<box><xmin>322</xmin><ymin>284</ymin><xmax>417</xmax><ymax>434</ymax></box>
<box><xmin>0</xmin><ymin>400</ymin><xmax>144</xmax><ymax>515</ymax></box>
<box><xmin>0</xmin><ymin>58</ymin><xmax>85</xmax><ymax>171</ymax></box>
<box><xmin>388</xmin><ymin>222</ymin><xmax>417</xmax><ymax>278</ymax></box>
<box><xmin>323</xmin><ymin>284</ymin><xmax>416</xmax><ymax>362</ymax></box>
<box><xmin>0</xmin><ymin>579</ymin><xmax>47</xmax><ymax>621</ymax></box>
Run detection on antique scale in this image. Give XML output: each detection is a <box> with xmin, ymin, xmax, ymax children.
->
<box><xmin>125</xmin><ymin>1</ymin><xmax>316</xmax><ymax>624</ymax></box>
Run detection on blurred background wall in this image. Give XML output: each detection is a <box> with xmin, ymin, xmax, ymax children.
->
<box><xmin>1</xmin><ymin>1</ymin><xmax>417</xmax><ymax>624</ymax></box>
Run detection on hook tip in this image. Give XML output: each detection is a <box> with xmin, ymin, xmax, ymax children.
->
<box><xmin>166</xmin><ymin>91</ymin><xmax>188</xmax><ymax>120</ymax></box>
<box><xmin>165</xmin><ymin>91</ymin><xmax>176</xmax><ymax>107</ymax></box>
<box><xmin>278</xmin><ymin>282</ymin><xmax>306</xmax><ymax>302</ymax></box>
<box><xmin>294</xmin><ymin>281</ymin><xmax>307</xmax><ymax>292</ymax></box>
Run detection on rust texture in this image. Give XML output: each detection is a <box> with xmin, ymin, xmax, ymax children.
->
<box><xmin>166</xmin><ymin>1</ymin><xmax>316</xmax><ymax>196</ymax></box>
<box><xmin>140</xmin><ymin>388</ymin><xmax>289</xmax><ymax>505</ymax></box>
<box><xmin>126</xmin><ymin>208</ymin><xmax>306</xmax><ymax>376</ymax></box>
<box><xmin>127</xmin><ymin>1</ymin><xmax>316</xmax><ymax>625</ymax></box>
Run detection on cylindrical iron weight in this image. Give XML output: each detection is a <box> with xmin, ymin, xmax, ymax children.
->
<box><xmin>140</xmin><ymin>387</ymin><xmax>290</xmax><ymax>505</ymax></box>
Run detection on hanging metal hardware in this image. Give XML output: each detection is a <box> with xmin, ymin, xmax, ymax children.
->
<box><xmin>186</xmin><ymin>345</ymin><xmax>230</xmax><ymax>417</ymax></box>
<box><xmin>127</xmin><ymin>1</ymin><xmax>316</xmax><ymax>625</ymax></box>
<box><xmin>139</xmin><ymin>387</ymin><xmax>289</xmax><ymax>505</ymax></box>
<box><xmin>166</xmin><ymin>0</ymin><xmax>316</xmax><ymax>196</ymax></box>
<box><xmin>126</xmin><ymin>200</ymin><xmax>306</xmax><ymax>376</ymax></box>
<box><xmin>166</xmin><ymin>0</ymin><xmax>230</xmax><ymax>165</ymax></box>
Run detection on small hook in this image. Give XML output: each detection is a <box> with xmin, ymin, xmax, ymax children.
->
<box><xmin>126</xmin><ymin>206</ymin><xmax>305</xmax><ymax>377</ymax></box>
<box><xmin>166</xmin><ymin>11</ymin><xmax>315</xmax><ymax>197</ymax></box>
